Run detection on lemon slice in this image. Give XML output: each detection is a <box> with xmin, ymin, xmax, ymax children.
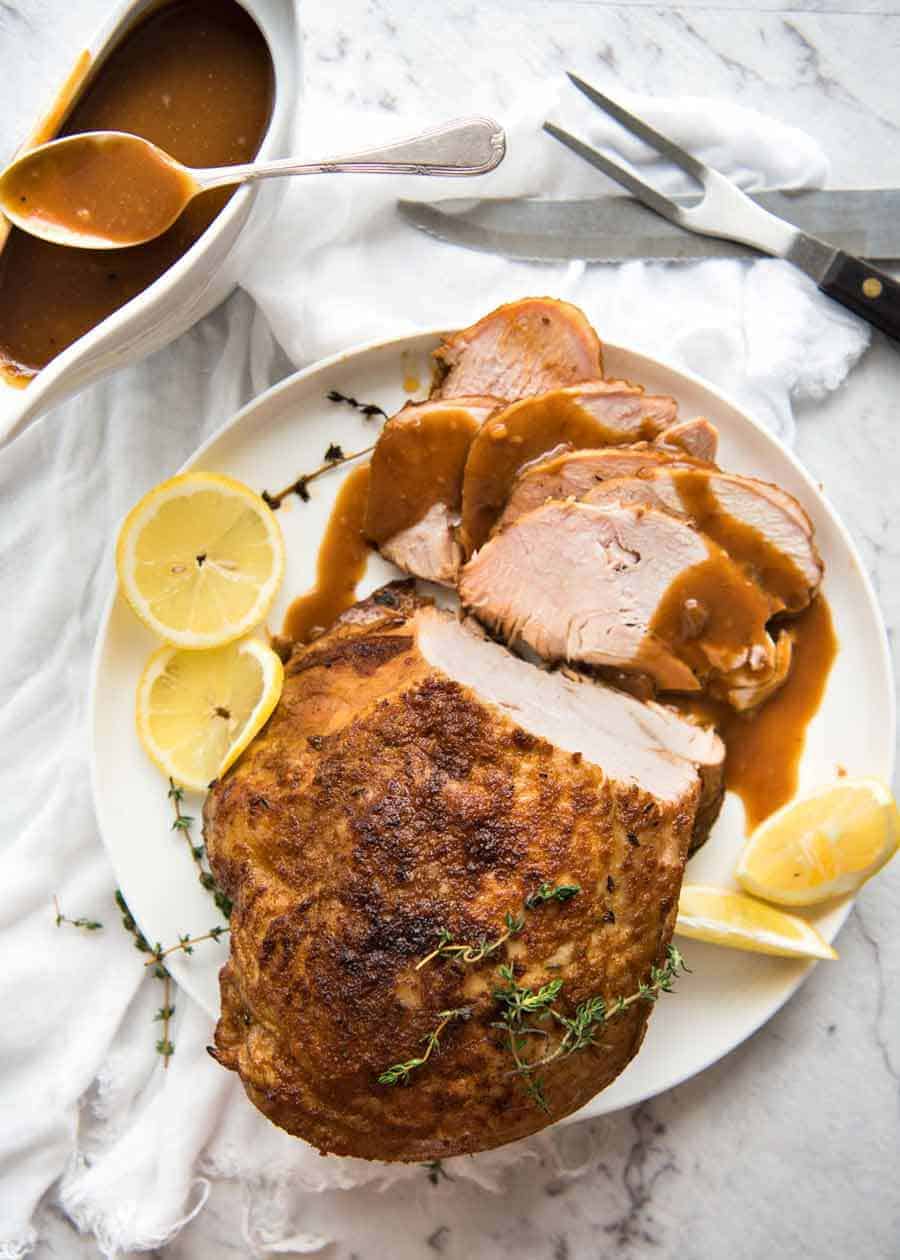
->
<box><xmin>117</xmin><ymin>471</ymin><xmax>284</xmax><ymax>648</ymax></box>
<box><xmin>736</xmin><ymin>779</ymin><xmax>899</xmax><ymax>907</ymax></box>
<box><xmin>136</xmin><ymin>637</ymin><xmax>283</xmax><ymax>790</ymax></box>
<box><xmin>676</xmin><ymin>884</ymin><xmax>837</xmax><ymax>960</ymax></box>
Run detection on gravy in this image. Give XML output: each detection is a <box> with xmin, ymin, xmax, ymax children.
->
<box><xmin>461</xmin><ymin>394</ymin><xmax>652</xmax><ymax>551</ymax></box>
<box><xmin>283</xmin><ymin>465</ymin><xmax>373</xmax><ymax>644</ymax></box>
<box><xmin>0</xmin><ymin>0</ymin><xmax>273</xmax><ymax>383</ymax></box>
<box><xmin>365</xmin><ymin>406</ymin><xmax>480</xmax><ymax>543</ymax></box>
<box><xmin>648</xmin><ymin>550</ymin><xmax>775</xmax><ymax>680</ymax></box>
<box><xmin>675</xmin><ymin>596</ymin><xmax>838</xmax><ymax>828</ymax></box>
<box><xmin>673</xmin><ymin>469</ymin><xmax>808</xmax><ymax>611</ymax></box>
<box><xmin>3</xmin><ymin>133</ymin><xmax>195</xmax><ymax>248</ymax></box>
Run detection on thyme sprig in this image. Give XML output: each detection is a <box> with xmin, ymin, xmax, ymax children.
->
<box><xmin>142</xmin><ymin>925</ymin><xmax>229</xmax><ymax>969</ymax></box>
<box><xmin>168</xmin><ymin>781</ymin><xmax>231</xmax><ymax>920</ymax></box>
<box><xmin>525</xmin><ymin>882</ymin><xmax>581</xmax><ymax>909</ymax></box>
<box><xmin>115</xmin><ymin>888</ymin><xmax>229</xmax><ymax>1067</ymax></box>
<box><xmin>261</xmin><ymin>388</ymin><xmax>387</xmax><ymax>509</ymax></box>
<box><xmin>155</xmin><ymin>974</ymin><xmax>175</xmax><ymax>1063</ymax></box>
<box><xmin>422</xmin><ymin>1159</ymin><xmax>452</xmax><ymax>1185</ymax></box>
<box><xmin>377</xmin><ymin>878</ymin><xmax>688</xmax><ymax>1114</ymax></box>
<box><xmin>262</xmin><ymin>441</ymin><xmax>376</xmax><ymax>509</ymax></box>
<box><xmin>416</xmin><ymin>882</ymin><xmax>582</xmax><ymax>971</ymax></box>
<box><xmin>377</xmin><ymin>1007</ymin><xmax>471</xmax><ymax>1085</ymax></box>
<box><xmin>494</xmin><ymin>945</ymin><xmax>690</xmax><ymax>1108</ymax></box>
<box><xmin>415</xmin><ymin>910</ymin><xmax>526</xmax><ymax>970</ymax></box>
<box><xmin>53</xmin><ymin>896</ymin><xmax>102</xmax><ymax>932</ymax></box>
<box><xmin>491</xmin><ymin>966</ymin><xmax>563</xmax><ymax>1113</ymax></box>
<box><xmin>326</xmin><ymin>389</ymin><xmax>387</xmax><ymax>420</ymax></box>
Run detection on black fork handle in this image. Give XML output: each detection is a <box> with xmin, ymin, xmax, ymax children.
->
<box><xmin>818</xmin><ymin>253</ymin><xmax>900</xmax><ymax>342</ymax></box>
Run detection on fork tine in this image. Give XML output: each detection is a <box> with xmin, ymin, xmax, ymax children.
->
<box><xmin>566</xmin><ymin>72</ymin><xmax>707</xmax><ymax>183</ymax></box>
<box><xmin>542</xmin><ymin>122</ymin><xmax>683</xmax><ymax>225</ymax></box>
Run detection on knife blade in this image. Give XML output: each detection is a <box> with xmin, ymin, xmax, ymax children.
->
<box><xmin>397</xmin><ymin>189</ymin><xmax>900</xmax><ymax>263</ymax></box>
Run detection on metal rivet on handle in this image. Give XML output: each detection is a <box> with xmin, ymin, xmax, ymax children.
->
<box><xmin>862</xmin><ymin>277</ymin><xmax>883</xmax><ymax>299</ymax></box>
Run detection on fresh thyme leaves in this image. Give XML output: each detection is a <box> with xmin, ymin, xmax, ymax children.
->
<box><xmin>326</xmin><ymin>389</ymin><xmax>387</xmax><ymax>420</ymax></box>
<box><xmin>497</xmin><ymin>945</ymin><xmax>690</xmax><ymax>1108</ymax></box>
<box><xmin>53</xmin><ymin>896</ymin><xmax>102</xmax><ymax>932</ymax></box>
<box><xmin>142</xmin><ymin>925</ymin><xmax>229</xmax><ymax>969</ymax></box>
<box><xmin>490</xmin><ymin>966</ymin><xmax>562</xmax><ymax>1116</ymax></box>
<box><xmin>416</xmin><ymin>882</ymin><xmax>580</xmax><ymax>972</ymax></box>
<box><xmin>378</xmin><ymin>1007</ymin><xmax>471</xmax><ymax>1086</ymax></box>
<box><xmin>155</xmin><ymin>973</ymin><xmax>175</xmax><ymax>1064</ymax></box>
<box><xmin>493</xmin><ymin>966</ymin><xmax>563</xmax><ymax>1022</ymax></box>
<box><xmin>525</xmin><ymin>882</ymin><xmax>581</xmax><ymax>909</ymax></box>
<box><xmin>415</xmin><ymin>910</ymin><xmax>526</xmax><ymax>970</ymax></box>
<box><xmin>116</xmin><ymin>888</ymin><xmax>155</xmax><ymax>960</ymax></box>
<box><xmin>167</xmin><ymin>780</ymin><xmax>232</xmax><ymax>919</ymax></box>
<box><xmin>261</xmin><ymin>441</ymin><xmax>376</xmax><ymax>510</ymax></box>
<box><xmin>422</xmin><ymin>1159</ymin><xmax>452</xmax><ymax>1185</ymax></box>
<box><xmin>377</xmin><ymin>872</ymin><xmax>687</xmax><ymax>1112</ymax></box>
<box><xmin>115</xmin><ymin>887</ymin><xmax>229</xmax><ymax>1068</ymax></box>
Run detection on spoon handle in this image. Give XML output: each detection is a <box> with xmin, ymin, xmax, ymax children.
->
<box><xmin>195</xmin><ymin>117</ymin><xmax>506</xmax><ymax>191</ymax></box>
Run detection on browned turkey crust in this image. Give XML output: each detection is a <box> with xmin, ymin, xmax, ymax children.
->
<box><xmin>205</xmin><ymin>583</ymin><xmax>715</xmax><ymax>1160</ymax></box>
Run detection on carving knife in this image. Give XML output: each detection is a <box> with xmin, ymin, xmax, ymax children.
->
<box><xmin>397</xmin><ymin>190</ymin><xmax>900</xmax><ymax>264</ymax></box>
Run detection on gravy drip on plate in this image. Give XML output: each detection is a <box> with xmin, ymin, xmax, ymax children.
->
<box><xmin>283</xmin><ymin>465</ymin><xmax>372</xmax><ymax>645</ymax></box>
<box><xmin>0</xmin><ymin>0</ymin><xmax>274</xmax><ymax>383</ymax></box>
<box><xmin>675</xmin><ymin>596</ymin><xmax>838</xmax><ymax>828</ymax></box>
<box><xmin>365</xmin><ymin>405</ymin><xmax>480</xmax><ymax>543</ymax></box>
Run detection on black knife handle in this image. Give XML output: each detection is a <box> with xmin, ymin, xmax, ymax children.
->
<box><xmin>819</xmin><ymin>252</ymin><xmax>900</xmax><ymax>342</ymax></box>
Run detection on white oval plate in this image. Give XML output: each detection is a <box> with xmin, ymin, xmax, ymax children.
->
<box><xmin>90</xmin><ymin>331</ymin><xmax>895</xmax><ymax>1125</ymax></box>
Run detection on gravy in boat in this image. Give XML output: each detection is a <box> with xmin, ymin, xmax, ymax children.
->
<box><xmin>0</xmin><ymin>0</ymin><xmax>274</xmax><ymax>384</ymax></box>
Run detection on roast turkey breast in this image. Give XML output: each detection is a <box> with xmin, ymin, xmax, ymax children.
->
<box><xmin>206</xmin><ymin>583</ymin><xmax>722</xmax><ymax>1160</ymax></box>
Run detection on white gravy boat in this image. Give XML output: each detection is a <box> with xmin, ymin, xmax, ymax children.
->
<box><xmin>0</xmin><ymin>0</ymin><xmax>299</xmax><ymax>448</ymax></box>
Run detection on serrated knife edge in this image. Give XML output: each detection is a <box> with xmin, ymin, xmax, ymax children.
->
<box><xmin>397</xmin><ymin>190</ymin><xmax>900</xmax><ymax>263</ymax></box>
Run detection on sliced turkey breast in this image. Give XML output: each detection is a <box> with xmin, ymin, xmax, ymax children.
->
<box><xmin>432</xmin><ymin>297</ymin><xmax>603</xmax><ymax>399</ymax></box>
<box><xmin>379</xmin><ymin>503</ymin><xmax>461</xmax><ymax>586</ymax></box>
<box><xmin>459</xmin><ymin>499</ymin><xmax>778</xmax><ymax>695</ymax></box>
<box><xmin>366</xmin><ymin>396</ymin><xmax>500</xmax><ymax>585</ymax></box>
<box><xmin>460</xmin><ymin>382</ymin><xmax>680</xmax><ymax>552</ymax></box>
<box><xmin>656</xmin><ymin>417</ymin><xmax>719</xmax><ymax>462</ymax></box>
<box><xmin>496</xmin><ymin>445</ymin><xmax>700</xmax><ymax>534</ymax></box>
<box><xmin>579</xmin><ymin>466</ymin><xmax>822</xmax><ymax>612</ymax></box>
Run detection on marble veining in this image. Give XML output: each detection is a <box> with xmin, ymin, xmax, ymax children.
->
<box><xmin>0</xmin><ymin>0</ymin><xmax>896</xmax><ymax>1257</ymax></box>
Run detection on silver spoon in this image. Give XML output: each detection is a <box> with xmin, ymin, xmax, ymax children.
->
<box><xmin>0</xmin><ymin>117</ymin><xmax>506</xmax><ymax>250</ymax></box>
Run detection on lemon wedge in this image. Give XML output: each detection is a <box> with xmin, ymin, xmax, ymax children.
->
<box><xmin>676</xmin><ymin>884</ymin><xmax>837</xmax><ymax>960</ymax></box>
<box><xmin>117</xmin><ymin>471</ymin><xmax>284</xmax><ymax>648</ymax></box>
<box><xmin>735</xmin><ymin>779</ymin><xmax>899</xmax><ymax>907</ymax></box>
<box><xmin>136</xmin><ymin>637</ymin><xmax>283</xmax><ymax>790</ymax></box>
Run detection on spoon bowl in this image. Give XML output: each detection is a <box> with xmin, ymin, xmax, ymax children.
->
<box><xmin>0</xmin><ymin>132</ymin><xmax>199</xmax><ymax>249</ymax></box>
<box><xmin>0</xmin><ymin>117</ymin><xmax>507</xmax><ymax>250</ymax></box>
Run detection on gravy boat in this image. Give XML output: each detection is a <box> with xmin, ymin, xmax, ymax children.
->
<box><xmin>0</xmin><ymin>0</ymin><xmax>299</xmax><ymax>448</ymax></box>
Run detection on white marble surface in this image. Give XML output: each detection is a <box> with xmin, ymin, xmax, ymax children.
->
<box><xmin>4</xmin><ymin>0</ymin><xmax>899</xmax><ymax>1256</ymax></box>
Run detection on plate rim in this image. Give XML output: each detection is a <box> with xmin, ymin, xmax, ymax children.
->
<box><xmin>88</xmin><ymin>326</ymin><xmax>896</xmax><ymax>1122</ymax></box>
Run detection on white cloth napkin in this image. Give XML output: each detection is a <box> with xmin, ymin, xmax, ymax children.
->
<box><xmin>0</xmin><ymin>83</ymin><xmax>870</xmax><ymax>1259</ymax></box>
